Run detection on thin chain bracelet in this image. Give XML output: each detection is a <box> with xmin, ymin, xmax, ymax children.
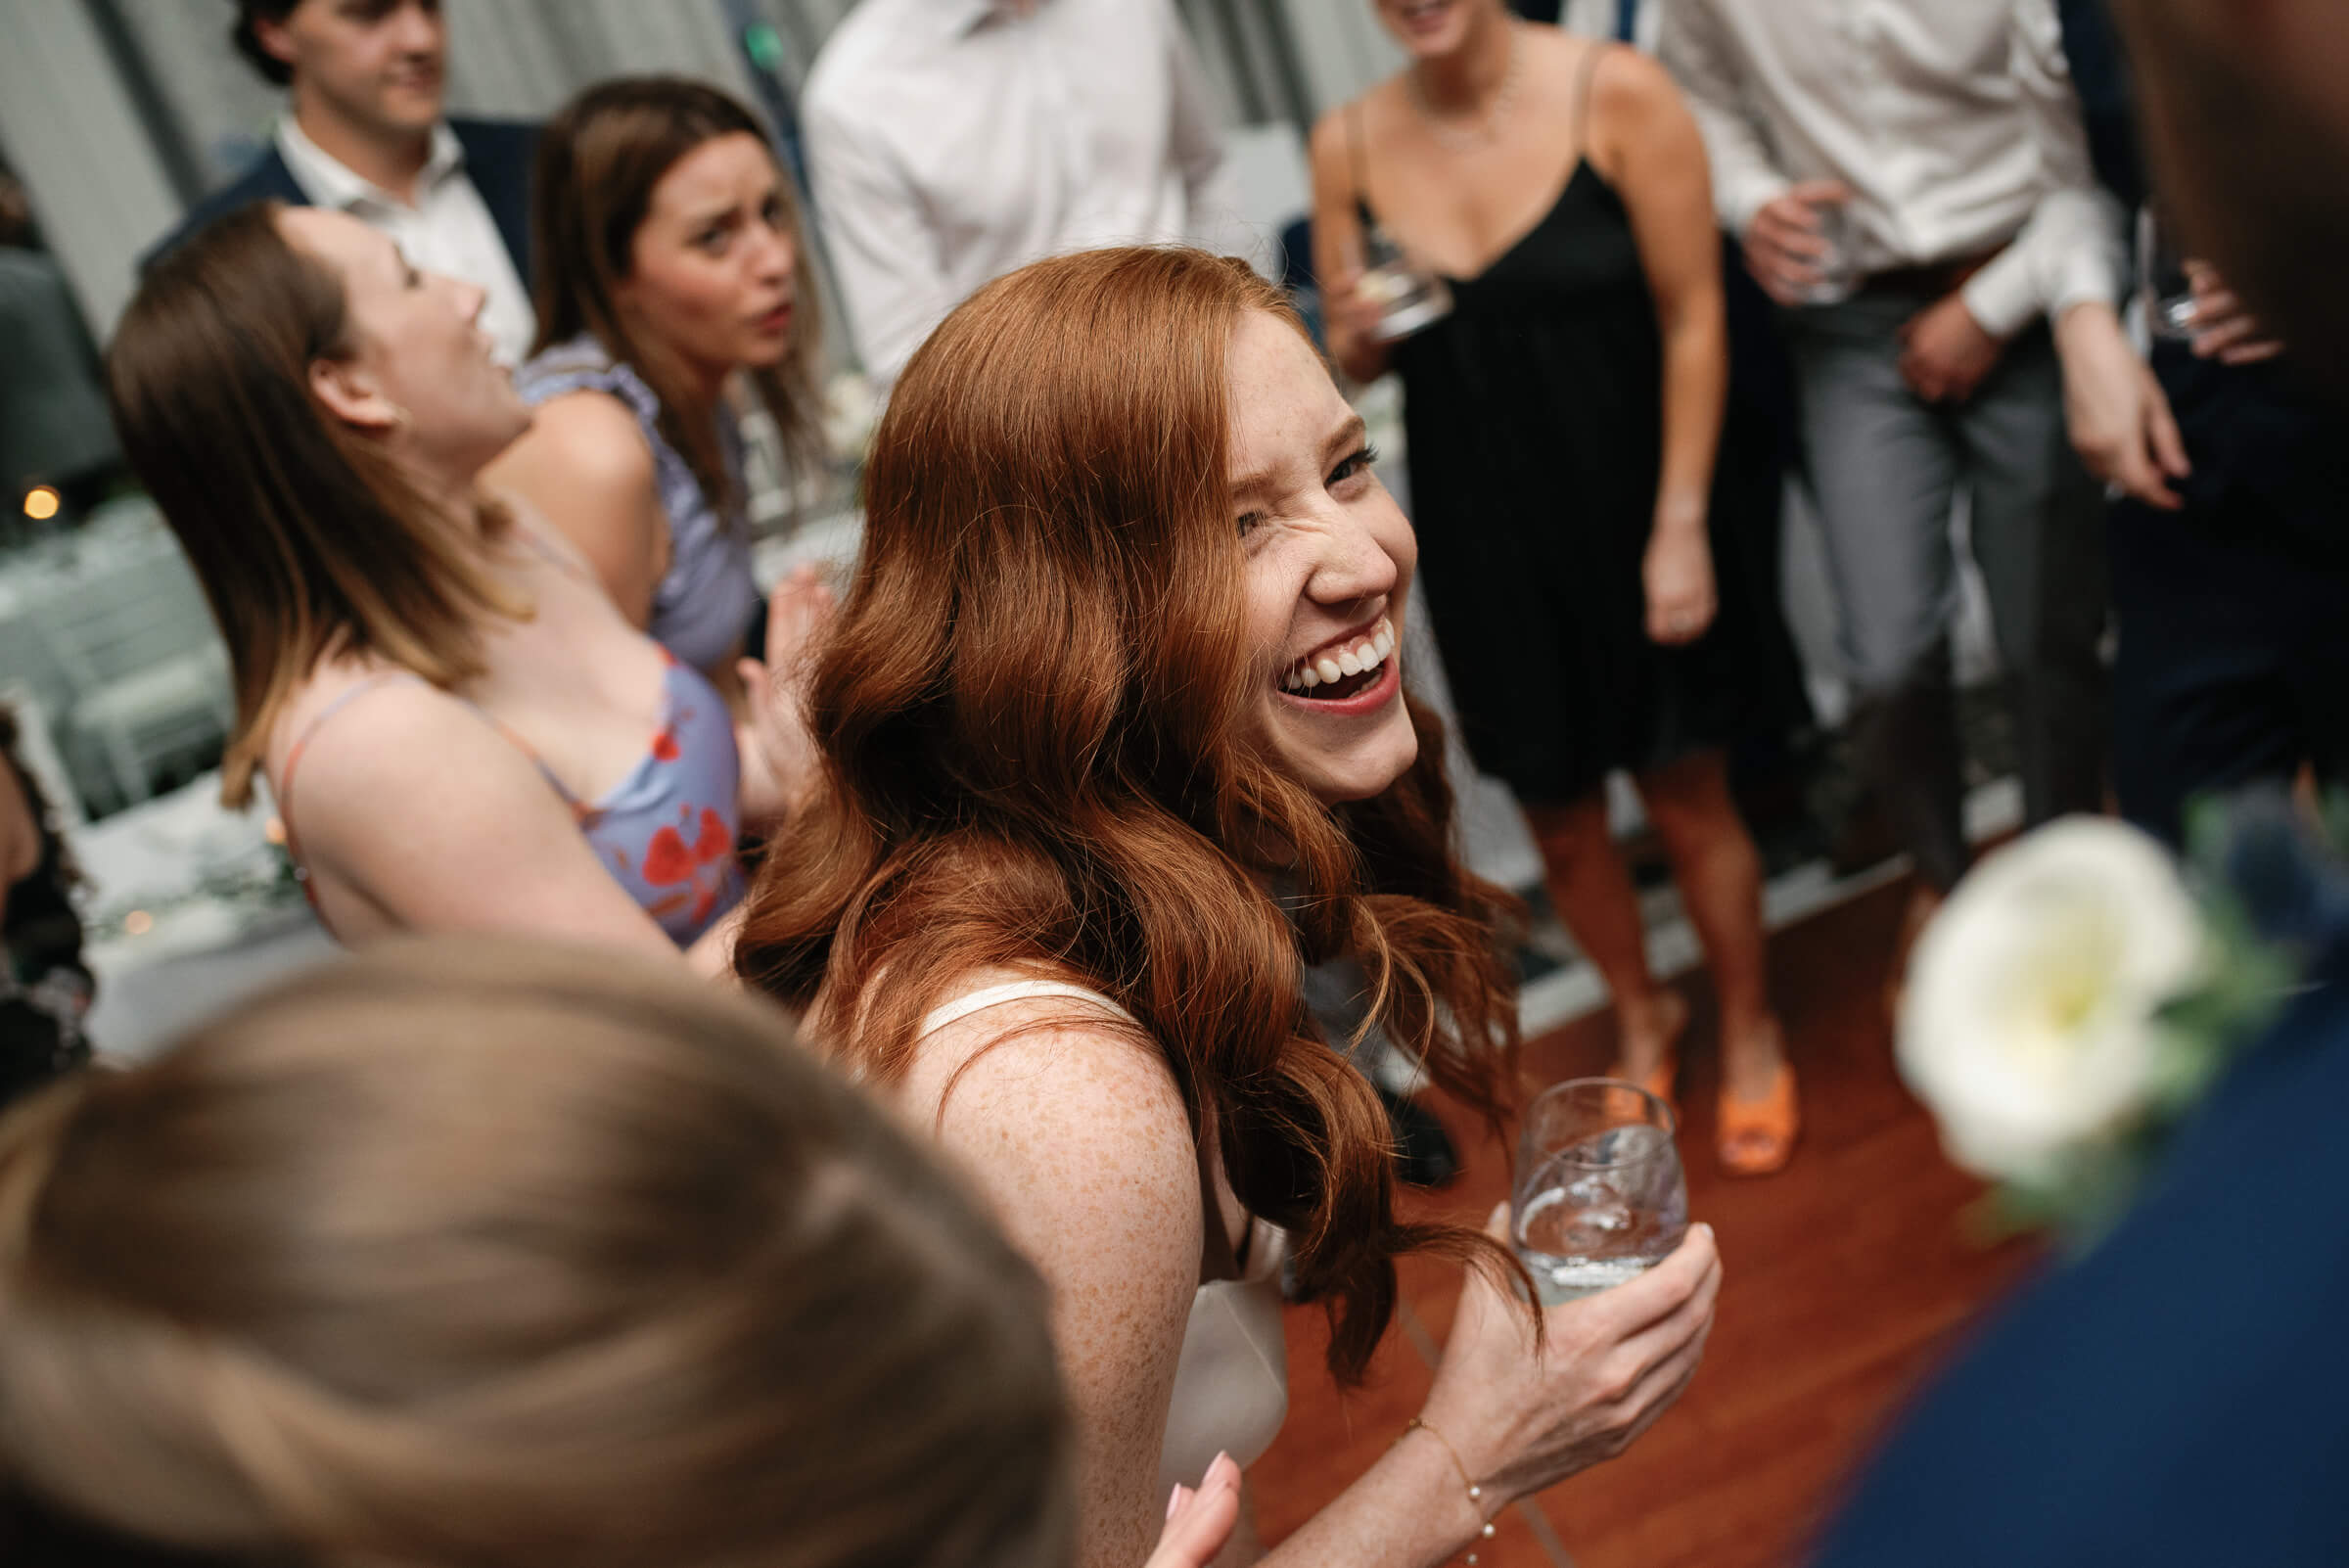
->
<box><xmin>1400</xmin><ymin>1417</ymin><xmax>1498</xmax><ymax>1564</ymax></box>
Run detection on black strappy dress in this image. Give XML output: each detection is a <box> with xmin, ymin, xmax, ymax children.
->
<box><xmin>1368</xmin><ymin>87</ymin><xmax>1808</xmax><ymax>806</ymax></box>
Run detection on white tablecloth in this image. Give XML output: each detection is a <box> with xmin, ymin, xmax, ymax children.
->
<box><xmin>68</xmin><ymin>771</ymin><xmax>335</xmax><ymax>1061</ymax></box>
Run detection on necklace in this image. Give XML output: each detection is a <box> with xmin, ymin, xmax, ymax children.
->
<box><xmin>1409</xmin><ymin>21</ymin><xmax>1523</xmax><ymax>154</ymax></box>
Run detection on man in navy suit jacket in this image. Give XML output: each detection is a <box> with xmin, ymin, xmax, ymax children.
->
<box><xmin>148</xmin><ymin>0</ymin><xmax>538</xmax><ymax>363</ymax></box>
<box><xmin>1811</xmin><ymin>8</ymin><xmax>2349</xmax><ymax>1557</ymax></box>
<box><xmin>2035</xmin><ymin>1</ymin><xmax>2349</xmax><ymax>854</ymax></box>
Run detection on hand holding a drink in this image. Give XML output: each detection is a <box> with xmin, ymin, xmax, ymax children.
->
<box><xmin>2183</xmin><ymin>262</ymin><xmax>2283</xmax><ymax>366</ymax></box>
<box><xmin>1743</xmin><ymin>179</ymin><xmax>1856</xmax><ymax>305</ymax></box>
<box><xmin>1412</xmin><ymin>1204</ymin><xmax>1720</xmax><ymax>1508</ymax></box>
<box><xmin>1321</xmin><ymin>261</ymin><xmax>1396</xmax><ymax>385</ymax></box>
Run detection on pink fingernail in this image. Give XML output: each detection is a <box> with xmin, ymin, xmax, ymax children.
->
<box><xmin>1167</xmin><ymin>1484</ymin><xmax>1188</xmax><ymax>1520</ymax></box>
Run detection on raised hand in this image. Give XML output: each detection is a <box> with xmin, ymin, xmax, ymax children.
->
<box><xmin>734</xmin><ymin>562</ymin><xmax>836</xmax><ymax>826</ymax></box>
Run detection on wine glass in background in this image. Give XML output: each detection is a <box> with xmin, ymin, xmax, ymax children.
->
<box><xmin>1512</xmin><ymin>1078</ymin><xmax>1688</xmax><ymax>1305</ymax></box>
<box><xmin>2139</xmin><ymin>207</ymin><xmax>2202</xmax><ymax>342</ymax></box>
<box><xmin>1355</xmin><ymin>218</ymin><xmax>1454</xmax><ymax>343</ymax></box>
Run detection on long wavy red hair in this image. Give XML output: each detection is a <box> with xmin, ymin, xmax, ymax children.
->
<box><xmin>734</xmin><ymin>247</ymin><xmax>1523</xmax><ymax>1381</ymax></box>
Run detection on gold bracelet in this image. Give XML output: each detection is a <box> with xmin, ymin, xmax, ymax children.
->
<box><xmin>1402</xmin><ymin>1416</ymin><xmax>1498</xmax><ymax>1563</ymax></box>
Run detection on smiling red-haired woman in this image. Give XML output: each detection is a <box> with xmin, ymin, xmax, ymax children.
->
<box><xmin>735</xmin><ymin>246</ymin><xmax>1723</xmax><ymax>1568</ymax></box>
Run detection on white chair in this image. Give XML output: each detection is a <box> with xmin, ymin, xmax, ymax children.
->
<box><xmin>31</xmin><ymin>554</ymin><xmax>233</xmax><ymax>814</ymax></box>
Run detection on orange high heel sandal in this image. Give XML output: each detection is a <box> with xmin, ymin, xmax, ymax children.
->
<box><xmin>1718</xmin><ymin>1058</ymin><xmax>1800</xmax><ymax>1176</ymax></box>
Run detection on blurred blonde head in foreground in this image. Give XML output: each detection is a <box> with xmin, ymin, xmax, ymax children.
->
<box><xmin>0</xmin><ymin>937</ymin><xmax>1071</xmax><ymax>1568</ymax></box>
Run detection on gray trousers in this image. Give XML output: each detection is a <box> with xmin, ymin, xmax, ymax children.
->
<box><xmin>1789</xmin><ymin>293</ymin><xmax>2106</xmax><ymax>890</ymax></box>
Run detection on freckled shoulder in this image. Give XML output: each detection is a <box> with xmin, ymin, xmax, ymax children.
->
<box><xmin>897</xmin><ymin>971</ymin><xmax>1201</xmax><ymax>1217</ymax></box>
<box><xmin>897</xmin><ymin>970</ymin><xmax>1207</xmax><ymax>1564</ymax></box>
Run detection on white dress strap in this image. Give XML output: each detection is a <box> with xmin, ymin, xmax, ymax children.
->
<box><xmin>914</xmin><ymin>979</ymin><xmax>1138</xmax><ymax>1041</ymax></box>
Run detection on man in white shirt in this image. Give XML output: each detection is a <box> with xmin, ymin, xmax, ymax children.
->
<box><xmin>1662</xmin><ymin>0</ymin><xmax>2124</xmax><ymax>946</ymax></box>
<box><xmin>150</xmin><ymin>0</ymin><xmax>538</xmax><ymax>366</ymax></box>
<box><xmin>801</xmin><ymin>0</ymin><xmax>1240</xmax><ymax>389</ymax></box>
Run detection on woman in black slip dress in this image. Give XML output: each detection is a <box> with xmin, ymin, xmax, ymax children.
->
<box><xmin>1309</xmin><ymin>0</ymin><xmax>1807</xmax><ymax>1175</ymax></box>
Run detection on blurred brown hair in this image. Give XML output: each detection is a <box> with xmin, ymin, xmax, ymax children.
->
<box><xmin>734</xmin><ymin>246</ymin><xmax>1525</xmax><ymax>1383</ymax></box>
<box><xmin>106</xmin><ymin>202</ymin><xmax>525</xmax><ymax>808</ymax></box>
<box><xmin>529</xmin><ymin>76</ymin><xmax>826</xmax><ymax>521</ymax></box>
<box><xmin>229</xmin><ymin>0</ymin><xmax>299</xmax><ymax>88</ymax></box>
<box><xmin>0</xmin><ymin>936</ymin><xmax>1072</xmax><ymax>1568</ymax></box>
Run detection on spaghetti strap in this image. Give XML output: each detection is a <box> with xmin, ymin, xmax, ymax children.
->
<box><xmin>276</xmin><ymin>671</ymin><xmax>584</xmax><ymax>892</ymax></box>
<box><xmin>274</xmin><ymin>671</ymin><xmax>422</xmax><ymax>927</ymax></box>
<box><xmin>277</xmin><ymin>672</ymin><xmax>421</xmax><ymax>835</ymax></box>
<box><xmin>1572</xmin><ymin>39</ymin><xmax>1610</xmax><ymax>157</ymax></box>
<box><xmin>1346</xmin><ymin>99</ymin><xmax>1372</xmax><ymax>216</ymax></box>
<box><xmin>915</xmin><ymin>980</ymin><xmax>1138</xmax><ymax>1042</ymax></box>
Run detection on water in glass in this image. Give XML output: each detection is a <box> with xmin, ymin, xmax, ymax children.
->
<box><xmin>1800</xmin><ymin>201</ymin><xmax>1859</xmax><ymax>306</ymax></box>
<box><xmin>1515</xmin><ymin>1125</ymin><xmax>1688</xmax><ymax>1303</ymax></box>
<box><xmin>1511</xmin><ymin>1079</ymin><xmax>1687</xmax><ymax>1305</ymax></box>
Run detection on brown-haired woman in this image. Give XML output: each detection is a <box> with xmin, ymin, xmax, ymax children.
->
<box><xmin>486</xmin><ymin>76</ymin><xmax>826</xmax><ymax>696</ymax></box>
<box><xmin>108</xmin><ymin>203</ymin><xmax>822</xmax><ymax>962</ymax></box>
<box><xmin>0</xmin><ymin>936</ymin><xmax>1243</xmax><ymax>1568</ymax></box>
<box><xmin>734</xmin><ymin>246</ymin><xmax>1723</xmax><ymax>1567</ymax></box>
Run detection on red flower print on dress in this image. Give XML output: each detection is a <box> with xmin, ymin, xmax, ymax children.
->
<box><xmin>641</xmin><ymin>805</ymin><xmax>738</xmax><ymax>925</ymax></box>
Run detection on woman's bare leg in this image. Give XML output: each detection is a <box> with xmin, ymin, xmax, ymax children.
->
<box><xmin>1522</xmin><ymin>789</ymin><xmax>1687</xmax><ymax>1079</ymax></box>
<box><xmin>1634</xmin><ymin>750</ymin><xmax>1785</xmax><ymax>1100</ymax></box>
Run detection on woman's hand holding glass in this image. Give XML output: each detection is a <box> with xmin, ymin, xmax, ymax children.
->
<box><xmin>1413</xmin><ymin>1206</ymin><xmax>1719</xmax><ymax>1526</ymax></box>
<box><xmin>1320</xmin><ymin>265</ymin><xmax>1395</xmax><ymax>386</ymax></box>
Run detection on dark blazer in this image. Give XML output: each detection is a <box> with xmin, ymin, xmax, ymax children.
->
<box><xmin>141</xmin><ymin>116</ymin><xmax>538</xmax><ymax>280</ymax></box>
<box><xmin>2054</xmin><ymin>0</ymin><xmax>2347</xmax><ymax>557</ymax></box>
<box><xmin>1811</xmin><ymin>972</ymin><xmax>2349</xmax><ymax>1568</ymax></box>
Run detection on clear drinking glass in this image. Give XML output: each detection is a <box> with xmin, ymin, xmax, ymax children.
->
<box><xmin>1512</xmin><ymin>1078</ymin><xmax>1688</xmax><ymax>1305</ymax></box>
<box><xmin>1800</xmin><ymin>199</ymin><xmax>1859</xmax><ymax>306</ymax></box>
<box><xmin>1356</xmin><ymin>220</ymin><xmax>1453</xmax><ymax>343</ymax></box>
<box><xmin>2138</xmin><ymin>207</ymin><xmax>2201</xmax><ymax>342</ymax></box>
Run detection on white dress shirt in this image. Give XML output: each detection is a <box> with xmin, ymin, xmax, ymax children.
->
<box><xmin>802</xmin><ymin>0</ymin><xmax>1240</xmax><ymax>387</ymax></box>
<box><xmin>1658</xmin><ymin>0</ymin><xmax>2125</xmax><ymax>337</ymax></box>
<box><xmin>276</xmin><ymin>116</ymin><xmax>536</xmax><ymax>365</ymax></box>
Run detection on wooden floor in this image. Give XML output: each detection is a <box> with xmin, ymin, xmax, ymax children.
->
<box><xmin>1249</xmin><ymin>875</ymin><xmax>2042</xmax><ymax>1568</ymax></box>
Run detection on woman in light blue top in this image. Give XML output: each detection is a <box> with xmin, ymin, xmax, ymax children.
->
<box><xmin>490</xmin><ymin>77</ymin><xmax>825</xmax><ymax>698</ymax></box>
